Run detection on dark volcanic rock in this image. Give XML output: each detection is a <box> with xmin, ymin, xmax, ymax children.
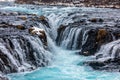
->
<box><xmin>56</xmin><ymin>9</ymin><xmax>120</xmax><ymax>56</ymax></box>
<box><xmin>85</xmin><ymin>39</ymin><xmax>120</xmax><ymax>71</ymax></box>
<box><xmin>0</xmin><ymin>11</ymin><xmax>51</xmax><ymax>74</ymax></box>
<box><xmin>55</xmin><ymin>7</ymin><xmax>120</xmax><ymax>71</ymax></box>
<box><xmin>15</xmin><ymin>0</ymin><xmax>120</xmax><ymax>8</ymax></box>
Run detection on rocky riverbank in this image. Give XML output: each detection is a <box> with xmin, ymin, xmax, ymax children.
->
<box><xmin>15</xmin><ymin>0</ymin><xmax>120</xmax><ymax>8</ymax></box>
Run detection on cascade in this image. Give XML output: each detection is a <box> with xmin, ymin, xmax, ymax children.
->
<box><xmin>0</xmin><ymin>3</ymin><xmax>120</xmax><ymax>80</ymax></box>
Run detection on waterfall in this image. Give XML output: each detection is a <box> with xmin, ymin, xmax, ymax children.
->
<box><xmin>95</xmin><ymin>39</ymin><xmax>120</xmax><ymax>61</ymax></box>
<box><xmin>0</xmin><ymin>3</ymin><xmax>120</xmax><ymax>80</ymax></box>
<box><xmin>0</xmin><ymin>35</ymin><xmax>52</xmax><ymax>74</ymax></box>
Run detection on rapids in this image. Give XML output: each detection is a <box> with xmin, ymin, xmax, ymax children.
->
<box><xmin>0</xmin><ymin>3</ymin><xmax>120</xmax><ymax>80</ymax></box>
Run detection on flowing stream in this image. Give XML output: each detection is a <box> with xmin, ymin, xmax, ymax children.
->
<box><xmin>0</xmin><ymin>3</ymin><xmax>120</xmax><ymax>80</ymax></box>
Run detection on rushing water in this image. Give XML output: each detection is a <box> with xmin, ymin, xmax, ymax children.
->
<box><xmin>1</xmin><ymin>3</ymin><xmax>120</xmax><ymax>80</ymax></box>
<box><xmin>8</xmin><ymin>48</ymin><xmax>120</xmax><ymax>80</ymax></box>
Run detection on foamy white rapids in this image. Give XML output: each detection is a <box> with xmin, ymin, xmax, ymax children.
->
<box><xmin>0</xmin><ymin>4</ymin><xmax>120</xmax><ymax>80</ymax></box>
<box><xmin>95</xmin><ymin>39</ymin><xmax>120</xmax><ymax>62</ymax></box>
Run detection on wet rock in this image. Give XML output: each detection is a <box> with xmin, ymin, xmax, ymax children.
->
<box><xmin>89</xmin><ymin>18</ymin><xmax>104</xmax><ymax>23</ymax></box>
<box><xmin>86</xmin><ymin>58</ymin><xmax>120</xmax><ymax>71</ymax></box>
<box><xmin>0</xmin><ymin>76</ymin><xmax>9</xmax><ymax>80</ymax></box>
<box><xmin>29</xmin><ymin>27</ymin><xmax>47</xmax><ymax>45</ymax></box>
<box><xmin>113</xmin><ymin>29</ymin><xmax>120</xmax><ymax>39</ymax></box>
<box><xmin>9</xmin><ymin>12</ymin><xmax>19</xmax><ymax>16</ymax></box>
<box><xmin>18</xmin><ymin>16</ymin><xmax>27</xmax><ymax>20</ymax></box>
<box><xmin>81</xmin><ymin>28</ymin><xmax>113</xmax><ymax>56</ymax></box>
<box><xmin>96</xmin><ymin>29</ymin><xmax>107</xmax><ymax>44</ymax></box>
<box><xmin>0</xmin><ymin>11</ymin><xmax>50</xmax><ymax>74</ymax></box>
<box><xmin>56</xmin><ymin>25</ymin><xmax>68</xmax><ymax>46</ymax></box>
<box><xmin>57</xmin><ymin>25</ymin><xmax>117</xmax><ymax>56</ymax></box>
<box><xmin>85</xmin><ymin>39</ymin><xmax>120</xmax><ymax>71</ymax></box>
<box><xmin>89</xmin><ymin>18</ymin><xmax>97</xmax><ymax>22</ymax></box>
<box><xmin>39</xmin><ymin>16</ymin><xmax>46</xmax><ymax>21</ymax></box>
<box><xmin>39</xmin><ymin>16</ymin><xmax>50</xmax><ymax>28</ymax></box>
<box><xmin>85</xmin><ymin>61</ymin><xmax>106</xmax><ymax>70</ymax></box>
<box><xmin>57</xmin><ymin>25</ymin><xmax>66</xmax><ymax>35</ymax></box>
<box><xmin>28</xmin><ymin>27</ymin><xmax>35</xmax><ymax>33</ymax></box>
<box><xmin>0</xmin><ymin>22</ymin><xmax>13</xmax><ymax>28</ymax></box>
<box><xmin>16</xmin><ymin>25</ymin><xmax>26</xmax><ymax>30</ymax></box>
<box><xmin>99</xmin><ymin>18</ymin><xmax>104</xmax><ymax>22</ymax></box>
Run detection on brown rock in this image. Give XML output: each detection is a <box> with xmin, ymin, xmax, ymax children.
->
<box><xmin>28</xmin><ymin>27</ymin><xmax>47</xmax><ymax>45</ymax></box>
<box><xmin>57</xmin><ymin>25</ymin><xmax>66</xmax><ymax>33</ymax></box>
<box><xmin>18</xmin><ymin>16</ymin><xmax>27</xmax><ymax>20</ymax></box>
<box><xmin>16</xmin><ymin>25</ymin><xmax>26</xmax><ymax>30</ymax></box>
<box><xmin>89</xmin><ymin>18</ymin><xmax>97</xmax><ymax>22</ymax></box>
<box><xmin>28</xmin><ymin>27</ymin><xmax>35</xmax><ymax>33</ymax></box>
<box><xmin>97</xmin><ymin>29</ymin><xmax>107</xmax><ymax>43</ymax></box>
<box><xmin>39</xmin><ymin>16</ymin><xmax>46</xmax><ymax>21</ymax></box>
<box><xmin>89</xmin><ymin>18</ymin><xmax>104</xmax><ymax>23</ymax></box>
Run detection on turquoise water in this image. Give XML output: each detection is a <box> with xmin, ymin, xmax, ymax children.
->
<box><xmin>1</xmin><ymin>4</ymin><xmax>120</xmax><ymax>80</ymax></box>
<box><xmin>8</xmin><ymin>49</ymin><xmax>120</xmax><ymax>80</ymax></box>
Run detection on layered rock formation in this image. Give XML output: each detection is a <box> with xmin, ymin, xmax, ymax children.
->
<box><xmin>0</xmin><ymin>2</ymin><xmax>120</xmax><ymax>76</ymax></box>
<box><xmin>15</xmin><ymin>0</ymin><xmax>120</xmax><ymax>8</ymax></box>
<box><xmin>85</xmin><ymin>40</ymin><xmax>120</xmax><ymax>71</ymax></box>
<box><xmin>56</xmin><ymin>8</ymin><xmax>120</xmax><ymax>71</ymax></box>
<box><xmin>0</xmin><ymin>11</ymin><xmax>51</xmax><ymax>74</ymax></box>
